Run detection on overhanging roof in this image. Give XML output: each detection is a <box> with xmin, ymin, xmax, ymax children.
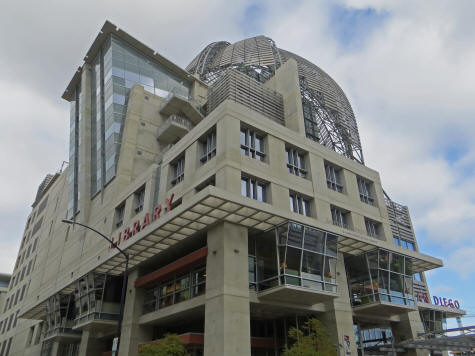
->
<box><xmin>62</xmin><ymin>20</ymin><xmax>203</xmax><ymax>101</ymax></box>
<box><xmin>19</xmin><ymin>186</ymin><xmax>443</xmax><ymax>320</ymax></box>
<box><xmin>417</xmin><ymin>301</ymin><xmax>466</xmax><ymax>318</ymax></box>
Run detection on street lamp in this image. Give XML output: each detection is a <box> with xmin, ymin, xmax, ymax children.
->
<box><xmin>62</xmin><ymin>219</ymin><xmax>129</xmax><ymax>355</ymax></box>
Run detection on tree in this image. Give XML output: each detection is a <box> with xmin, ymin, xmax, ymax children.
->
<box><xmin>283</xmin><ymin>318</ymin><xmax>337</xmax><ymax>356</ymax></box>
<box><xmin>139</xmin><ymin>334</ymin><xmax>190</xmax><ymax>356</ymax></box>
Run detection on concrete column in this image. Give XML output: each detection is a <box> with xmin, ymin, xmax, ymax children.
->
<box><xmin>118</xmin><ymin>269</ymin><xmax>153</xmax><ymax>356</ymax></box>
<box><xmin>204</xmin><ymin>222</ymin><xmax>251</xmax><ymax>356</ymax></box>
<box><xmin>50</xmin><ymin>341</ymin><xmax>60</xmax><ymax>356</ymax></box>
<box><xmin>78</xmin><ymin>330</ymin><xmax>107</xmax><ymax>356</ymax></box>
<box><xmin>320</xmin><ymin>252</ymin><xmax>358</xmax><ymax>356</ymax></box>
<box><xmin>392</xmin><ymin>311</ymin><xmax>428</xmax><ymax>356</ymax></box>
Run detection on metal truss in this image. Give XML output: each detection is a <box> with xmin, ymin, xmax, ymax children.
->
<box><xmin>187</xmin><ymin>36</ymin><xmax>365</xmax><ymax>164</ymax></box>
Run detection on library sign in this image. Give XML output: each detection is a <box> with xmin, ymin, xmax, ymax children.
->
<box><xmin>109</xmin><ymin>194</ymin><xmax>175</xmax><ymax>250</ymax></box>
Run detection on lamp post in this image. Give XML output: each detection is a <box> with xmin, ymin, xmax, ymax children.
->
<box><xmin>62</xmin><ymin>219</ymin><xmax>129</xmax><ymax>355</ymax></box>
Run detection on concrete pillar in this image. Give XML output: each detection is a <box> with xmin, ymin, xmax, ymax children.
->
<box><xmin>50</xmin><ymin>341</ymin><xmax>60</xmax><ymax>356</ymax></box>
<box><xmin>320</xmin><ymin>252</ymin><xmax>358</xmax><ymax>356</ymax></box>
<box><xmin>118</xmin><ymin>269</ymin><xmax>153</xmax><ymax>356</ymax></box>
<box><xmin>204</xmin><ymin>222</ymin><xmax>251</xmax><ymax>356</ymax></box>
<box><xmin>392</xmin><ymin>311</ymin><xmax>428</xmax><ymax>356</ymax></box>
<box><xmin>78</xmin><ymin>330</ymin><xmax>107</xmax><ymax>356</ymax></box>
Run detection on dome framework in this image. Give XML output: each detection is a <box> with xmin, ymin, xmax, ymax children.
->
<box><xmin>187</xmin><ymin>36</ymin><xmax>364</xmax><ymax>164</ymax></box>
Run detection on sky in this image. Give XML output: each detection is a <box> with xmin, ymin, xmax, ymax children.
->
<box><xmin>0</xmin><ymin>0</ymin><xmax>474</xmax><ymax>327</ymax></box>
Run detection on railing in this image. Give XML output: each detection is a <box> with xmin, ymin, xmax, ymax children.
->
<box><xmin>168</xmin><ymin>114</ymin><xmax>194</xmax><ymax>130</ymax></box>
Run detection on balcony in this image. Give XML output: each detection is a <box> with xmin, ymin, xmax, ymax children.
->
<box><xmin>347</xmin><ymin>249</ymin><xmax>418</xmax><ymax>317</ymax></box>
<box><xmin>157</xmin><ymin>115</ymin><xmax>194</xmax><ymax>144</ymax></box>
<box><xmin>44</xmin><ymin>325</ymin><xmax>81</xmax><ymax>342</ymax></box>
<box><xmin>250</xmin><ymin>222</ymin><xmax>339</xmax><ymax>305</ymax></box>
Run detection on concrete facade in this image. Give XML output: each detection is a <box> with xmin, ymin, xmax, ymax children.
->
<box><xmin>0</xmin><ymin>21</ymin><xmax>464</xmax><ymax>356</ymax></box>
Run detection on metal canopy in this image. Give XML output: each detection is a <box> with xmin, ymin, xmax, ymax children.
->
<box><xmin>19</xmin><ymin>186</ymin><xmax>442</xmax><ymax>321</ymax></box>
<box><xmin>398</xmin><ymin>326</ymin><xmax>475</xmax><ymax>352</ymax></box>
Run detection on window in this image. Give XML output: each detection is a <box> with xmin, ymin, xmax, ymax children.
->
<box><xmin>240</xmin><ymin>127</ymin><xmax>265</xmax><ymax>161</ymax></box>
<box><xmin>32</xmin><ymin>238</ymin><xmax>38</xmax><ymax>253</ymax></box>
<box><xmin>200</xmin><ymin>130</ymin><xmax>216</xmax><ymax>163</ymax></box>
<box><xmin>331</xmin><ymin>206</ymin><xmax>349</xmax><ymax>229</ymax></box>
<box><xmin>241</xmin><ymin>176</ymin><xmax>267</xmax><ymax>202</ymax></box>
<box><xmin>325</xmin><ymin>163</ymin><xmax>343</xmax><ymax>193</ymax></box>
<box><xmin>365</xmin><ymin>218</ymin><xmax>379</xmax><ymax>237</ymax></box>
<box><xmin>357</xmin><ymin>177</ymin><xmax>374</xmax><ymax>205</ymax></box>
<box><xmin>115</xmin><ymin>203</ymin><xmax>125</xmax><ymax>228</ymax></box>
<box><xmin>12</xmin><ymin>310</ymin><xmax>19</xmax><ymax>328</ymax></box>
<box><xmin>171</xmin><ymin>157</ymin><xmax>185</xmax><ymax>186</ymax></box>
<box><xmin>395</xmin><ymin>237</ymin><xmax>416</xmax><ymax>251</ymax></box>
<box><xmin>286</xmin><ymin>147</ymin><xmax>307</xmax><ymax>177</ymax></box>
<box><xmin>413</xmin><ymin>273</ymin><xmax>423</xmax><ymax>282</ymax></box>
<box><xmin>289</xmin><ymin>192</ymin><xmax>311</xmax><ymax>216</ymax></box>
<box><xmin>134</xmin><ymin>186</ymin><xmax>145</xmax><ymax>213</ymax></box>
<box><xmin>20</xmin><ymin>284</ymin><xmax>26</xmax><ymax>301</ymax></box>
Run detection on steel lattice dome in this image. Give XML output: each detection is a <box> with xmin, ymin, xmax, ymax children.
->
<box><xmin>186</xmin><ymin>36</ymin><xmax>364</xmax><ymax>164</ymax></box>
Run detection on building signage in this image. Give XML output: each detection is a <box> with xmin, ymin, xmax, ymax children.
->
<box><xmin>109</xmin><ymin>194</ymin><xmax>174</xmax><ymax>250</ymax></box>
<box><xmin>416</xmin><ymin>293</ymin><xmax>461</xmax><ymax>309</ymax></box>
<box><xmin>432</xmin><ymin>296</ymin><xmax>460</xmax><ymax>309</ymax></box>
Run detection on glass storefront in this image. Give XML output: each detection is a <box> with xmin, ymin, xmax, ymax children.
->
<box><xmin>143</xmin><ymin>266</ymin><xmax>206</xmax><ymax>315</ymax></box>
<box><xmin>249</xmin><ymin>222</ymin><xmax>338</xmax><ymax>293</ymax></box>
<box><xmin>346</xmin><ymin>249</ymin><xmax>415</xmax><ymax>307</ymax></box>
<box><xmin>420</xmin><ymin>309</ymin><xmax>447</xmax><ymax>333</ymax></box>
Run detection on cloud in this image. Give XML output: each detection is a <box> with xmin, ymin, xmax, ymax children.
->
<box><xmin>446</xmin><ymin>248</ymin><xmax>475</xmax><ymax>280</ymax></box>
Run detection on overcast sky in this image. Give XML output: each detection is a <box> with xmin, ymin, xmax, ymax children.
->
<box><xmin>1</xmin><ymin>0</ymin><xmax>474</xmax><ymax>324</ymax></box>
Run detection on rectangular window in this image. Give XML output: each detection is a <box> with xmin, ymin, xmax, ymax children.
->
<box><xmin>331</xmin><ymin>206</ymin><xmax>349</xmax><ymax>229</ymax></box>
<box><xmin>12</xmin><ymin>311</ymin><xmax>19</xmax><ymax>328</ymax></box>
<box><xmin>134</xmin><ymin>186</ymin><xmax>145</xmax><ymax>213</ymax></box>
<box><xmin>357</xmin><ymin>177</ymin><xmax>374</xmax><ymax>205</ymax></box>
<box><xmin>325</xmin><ymin>163</ymin><xmax>343</xmax><ymax>193</ymax></box>
<box><xmin>115</xmin><ymin>203</ymin><xmax>125</xmax><ymax>228</ymax></box>
<box><xmin>241</xmin><ymin>176</ymin><xmax>267</xmax><ymax>202</ymax></box>
<box><xmin>200</xmin><ymin>130</ymin><xmax>216</xmax><ymax>163</ymax></box>
<box><xmin>240</xmin><ymin>127</ymin><xmax>265</xmax><ymax>161</ymax></box>
<box><xmin>32</xmin><ymin>238</ymin><xmax>38</xmax><ymax>253</ymax></box>
<box><xmin>365</xmin><ymin>218</ymin><xmax>379</xmax><ymax>238</ymax></box>
<box><xmin>393</xmin><ymin>236</ymin><xmax>400</xmax><ymax>246</ymax></box>
<box><xmin>286</xmin><ymin>147</ymin><xmax>307</xmax><ymax>177</ymax></box>
<box><xmin>4</xmin><ymin>338</ymin><xmax>12</xmax><ymax>356</ymax></box>
<box><xmin>289</xmin><ymin>192</ymin><xmax>311</xmax><ymax>216</ymax></box>
<box><xmin>20</xmin><ymin>284</ymin><xmax>26</xmax><ymax>301</ymax></box>
<box><xmin>171</xmin><ymin>157</ymin><xmax>185</xmax><ymax>186</ymax></box>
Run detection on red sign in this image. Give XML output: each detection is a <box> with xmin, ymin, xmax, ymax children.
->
<box><xmin>109</xmin><ymin>194</ymin><xmax>174</xmax><ymax>250</ymax></box>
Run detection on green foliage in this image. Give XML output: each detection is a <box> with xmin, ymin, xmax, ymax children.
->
<box><xmin>283</xmin><ymin>318</ymin><xmax>336</xmax><ymax>356</ymax></box>
<box><xmin>139</xmin><ymin>334</ymin><xmax>189</xmax><ymax>356</ymax></box>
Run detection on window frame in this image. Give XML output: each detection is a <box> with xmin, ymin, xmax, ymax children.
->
<box><xmin>115</xmin><ymin>203</ymin><xmax>125</xmax><ymax>228</ymax></box>
<box><xmin>331</xmin><ymin>206</ymin><xmax>349</xmax><ymax>229</ymax></box>
<box><xmin>240</xmin><ymin>127</ymin><xmax>266</xmax><ymax>162</ymax></box>
<box><xmin>357</xmin><ymin>176</ymin><xmax>375</xmax><ymax>205</ymax></box>
<box><xmin>171</xmin><ymin>156</ymin><xmax>185</xmax><ymax>186</ymax></box>
<box><xmin>286</xmin><ymin>146</ymin><xmax>307</xmax><ymax>178</ymax></box>
<box><xmin>289</xmin><ymin>192</ymin><xmax>311</xmax><ymax>216</ymax></box>
<box><xmin>365</xmin><ymin>218</ymin><xmax>380</xmax><ymax>238</ymax></box>
<box><xmin>134</xmin><ymin>186</ymin><xmax>145</xmax><ymax>213</ymax></box>
<box><xmin>325</xmin><ymin>163</ymin><xmax>343</xmax><ymax>193</ymax></box>
<box><xmin>241</xmin><ymin>176</ymin><xmax>267</xmax><ymax>202</ymax></box>
<box><xmin>200</xmin><ymin>130</ymin><xmax>216</xmax><ymax>164</ymax></box>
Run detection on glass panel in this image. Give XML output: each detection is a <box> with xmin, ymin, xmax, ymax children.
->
<box><xmin>405</xmin><ymin>257</ymin><xmax>413</xmax><ymax>275</ymax></box>
<box><xmin>301</xmin><ymin>251</ymin><xmax>323</xmax><ymax>281</ymax></box>
<box><xmin>391</xmin><ymin>254</ymin><xmax>404</xmax><ymax>273</ymax></box>
<box><xmin>325</xmin><ymin>234</ymin><xmax>338</xmax><ymax>257</ymax></box>
<box><xmin>302</xmin><ymin>279</ymin><xmax>323</xmax><ymax>290</ymax></box>
<box><xmin>303</xmin><ymin>228</ymin><xmax>325</xmax><ymax>253</ymax></box>
<box><xmin>256</xmin><ymin>231</ymin><xmax>278</xmax><ymax>281</ymax></box>
<box><xmin>283</xmin><ymin>247</ymin><xmax>301</xmax><ymax>276</ymax></box>
<box><xmin>367</xmin><ymin>250</ymin><xmax>378</xmax><ymax>269</ymax></box>
<box><xmin>379</xmin><ymin>250</ymin><xmax>389</xmax><ymax>270</ymax></box>
<box><xmin>277</xmin><ymin>224</ymin><xmax>288</xmax><ymax>245</ymax></box>
<box><xmin>241</xmin><ymin>179</ymin><xmax>247</xmax><ymax>197</ymax></box>
<box><xmin>287</xmin><ymin>223</ymin><xmax>304</xmax><ymax>248</ymax></box>
<box><xmin>324</xmin><ymin>257</ymin><xmax>337</xmax><ymax>283</ymax></box>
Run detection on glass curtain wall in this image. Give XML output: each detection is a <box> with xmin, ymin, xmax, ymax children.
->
<box><xmin>90</xmin><ymin>35</ymin><xmax>192</xmax><ymax>194</ymax></box>
<box><xmin>251</xmin><ymin>222</ymin><xmax>338</xmax><ymax>293</ymax></box>
<box><xmin>45</xmin><ymin>294</ymin><xmax>77</xmax><ymax>338</ymax></box>
<box><xmin>420</xmin><ymin>310</ymin><xmax>447</xmax><ymax>333</ymax></box>
<box><xmin>346</xmin><ymin>249</ymin><xmax>415</xmax><ymax>307</ymax></box>
<box><xmin>73</xmin><ymin>273</ymin><xmax>122</xmax><ymax>326</ymax></box>
<box><xmin>67</xmin><ymin>85</ymin><xmax>81</xmax><ymax>218</ymax></box>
